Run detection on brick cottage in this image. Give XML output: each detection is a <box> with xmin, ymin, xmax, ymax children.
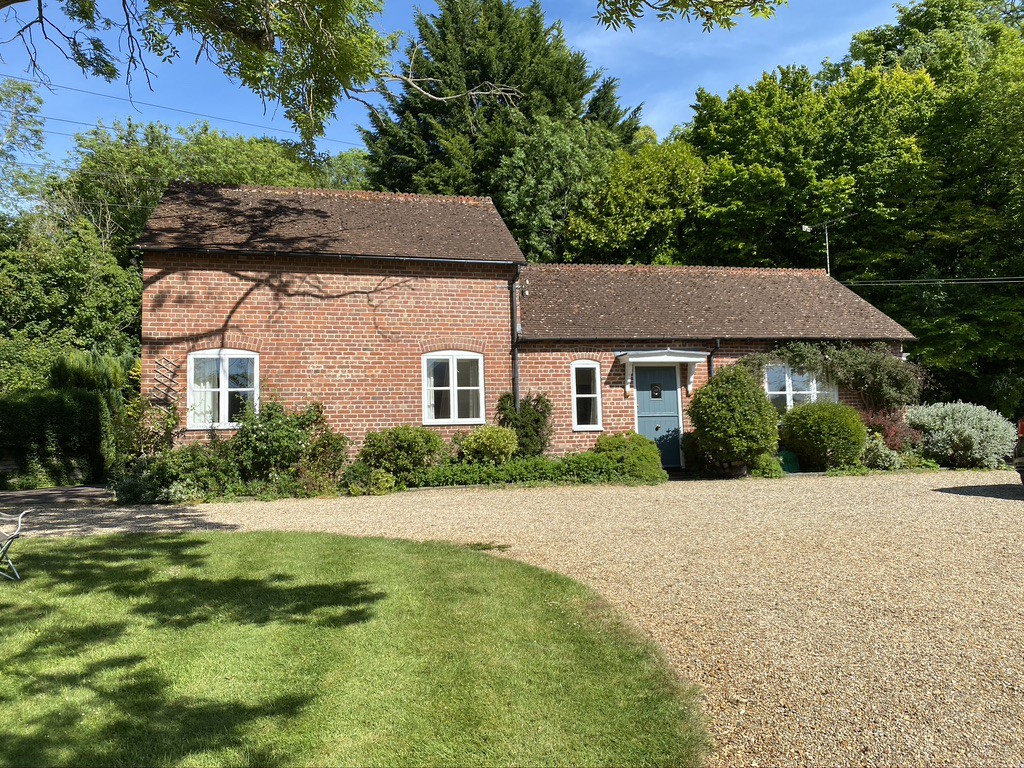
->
<box><xmin>138</xmin><ymin>183</ymin><xmax>914</xmax><ymax>469</ymax></box>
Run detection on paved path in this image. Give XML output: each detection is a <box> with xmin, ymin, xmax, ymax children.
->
<box><xmin>5</xmin><ymin>471</ymin><xmax>1023</xmax><ymax>767</ymax></box>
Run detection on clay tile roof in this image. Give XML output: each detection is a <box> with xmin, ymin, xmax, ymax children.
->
<box><xmin>518</xmin><ymin>264</ymin><xmax>915</xmax><ymax>342</ymax></box>
<box><xmin>136</xmin><ymin>182</ymin><xmax>527</xmax><ymax>264</ymax></box>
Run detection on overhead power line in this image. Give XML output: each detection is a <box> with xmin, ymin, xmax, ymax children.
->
<box><xmin>846</xmin><ymin>277</ymin><xmax>1024</xmax><ymax>286</ymax></box>
<box><xmin>0</xmin><ymin>71</ymin><xmax>365</xmax><ymax>148</ymax></box>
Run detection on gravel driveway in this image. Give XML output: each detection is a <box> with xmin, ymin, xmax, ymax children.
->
<box><xmin>8</xmin><ymin>471</ymin><xmax>1024</xmax><ymax>767</ymax></box>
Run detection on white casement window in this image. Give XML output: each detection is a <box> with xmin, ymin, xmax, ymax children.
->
<box><xmin>764</xmin><ymin>364</ymin><xmax>838</xmax><ymax>414</ymax></box>
<box><xmin>187</xmin><ymin>349</ymin><xmax>259</xmax><ymax>429</ymax></box>
<box><xmin>422</xmin><ymin>351</ymin><xmax>485</xmax><ymax>425</ymax></box>
<box><xmin>571</xmin><ymin>360</ymin><xmax>603</xmax><ymax>431</ymax></box>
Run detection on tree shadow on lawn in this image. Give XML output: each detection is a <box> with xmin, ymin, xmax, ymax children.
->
<box><xmin>3</xmin><ymin>535</ymin><xmax>387</xmax><ymax>766</ymax></box>
<box><xmin>17</xmin><ymin>534</ymin><xmax>387</xmax><ymax>628</ymax></box>
<box><xmin>934</xmin><ymin>483</ymin><xmax>1023</xmax><ymax>500</ymax></box>
<box><xmin>4</xmin><ymin>626</ymin><xmax>307</xmax><ymax>767</ymax></box>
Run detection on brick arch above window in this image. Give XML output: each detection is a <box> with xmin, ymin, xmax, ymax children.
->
<box><xmin>187</xmin><ymin>331</ymin><xmax>264</xmax><ymax>354</ymax></box>
<box><xmin>567</xmin><ymin>348</ymin><xmax>606</xmax><ymax>362</ymax></box>
<box><xmin>418</xmin><ymin>336</ymin><xmax>487</xmax><ymax>355</ymax></box>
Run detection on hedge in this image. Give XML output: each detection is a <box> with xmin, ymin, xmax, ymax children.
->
<box><xmin>0</xmin><ymin>388</ymin><xmax>114</xmax><ymax>489</ymax></box>
<box><xmin>780</xmin><ymin>402</ymin><xmax>867</xmax><ymax>470</ymax></box>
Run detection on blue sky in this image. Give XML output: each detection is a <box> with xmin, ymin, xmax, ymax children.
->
<box><xmin>0</xmin><ymin>0</ymin><xmax>900</xmax><ymax>162</ymax></box>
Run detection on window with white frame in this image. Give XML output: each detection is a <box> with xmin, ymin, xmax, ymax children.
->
<box><xmin>422</xmin><ymin>351</ymin><xmax>484</xmax><ymax>425</ymax></box>
<box><xmin>188</xmin><ymin>349</ymin><xmax>259</xmax><ymax>429</ymax></box>
<box><xmin>571</xmin><ymin>360</ymin><xmax>603</xmax><ymax>431</ymax></box>
<box><xmin>764</xmin><ymin>364</ymin><xmax>838</xmax><ymax>414</ymax></box>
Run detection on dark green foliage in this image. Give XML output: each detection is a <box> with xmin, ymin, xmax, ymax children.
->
<box><xmin>361</xmin><ymin>0</ymin><xmax>640</xmax><ymax>261</ymax></box>
<box><xmin>687</xmin><ymin>366</ymin><xmax>780</xmax><ymax>474</ymax></box>
<box><xmin>48</xmin><ymin>349</ymin><xmax>135</xmax><ymax>399</ymax></box>
<box><xmin>341</xmin><ymin>461</ymin><xmax>398</xmax><ymax>496</ymax></box>
<box><xmin>750</xmin><ymin>453</ymin><xmax>785</xmax><ymax>478</ymax></box>
<box><xmin>496</xmin><ymin>392</ymin><xmax>554</xmax><ymax>457</ymax></box>
<box><xmin>780</xmin><ymin>402</ymin><xmax>868</xmax><ymax>470</ymax></box>
<box><xmin>825</xmin><ymin>345</ymin><xmax>924</xmax><ymax>412</ymax></box>
<box><xmin>114</xmin><ymin>401</ymin><xmax>351</xmax><ymax>502</ymax></box>
<box><xmin>458</xmin><ymin>425</ymin><xmax>519</xmax><ymax>465</ymax></box>
<box><xmin>233</xmin><ymin>402</ymin><xmax>326</xmax><ymax>481</ymax></box>
<box><xmin>363</xmin><ymin>0</ymin><xmax>611</xmax><ymax>196</ymax></box>
<box><xmin>114</xmin><ymin>439</ymin><xmax>244</xmax><ymax>504</ymax></box>
<box><xmin>741</xmin><ymin>343</ymin><xmax>923</xmax><ymax>412</ymax></box>
<box><xmin>410</xmin><ymin>434</ymin><xmax>667</xmax><ymax>488</ymax></box>
<box><xmin>0</xmin><ymin>388</ymin><xmax>113</xmax><ymax>489</ymax></box>
<box><xmin>297</xmin><ymin>427</ymin><xmax>353</xmax><ymax>496</ymax></box>
<box><xmin>409</xmin><ymin>456</ymin><xmax>565</xmax><ymax>487</ymax></box>
<box><xmin>680</xmin><ymin>430</ymin><xmax>705</xmax><ymax>473</ymax></box>
<box><xmin>358</xmin><ymin>426</ymin><xmax>449</xmax><ymax>484</ymax></box>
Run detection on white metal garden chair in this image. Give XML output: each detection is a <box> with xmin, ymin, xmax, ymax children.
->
<box><xmin>0</xmin><ymin>510</ymin><xmax>29</xmax><ymax>581</ymax></box>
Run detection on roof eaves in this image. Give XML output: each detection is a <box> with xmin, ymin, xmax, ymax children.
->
<box><xmin>134</xmin><ymin>244</ymin><xmax>526</xmax><ymax>266</ymax></box>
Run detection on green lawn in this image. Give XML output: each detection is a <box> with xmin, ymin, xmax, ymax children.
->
<box><xmin>0</xmin><ymin>532</ymin><xmax>707</xmax><ymax>767</ymax></box>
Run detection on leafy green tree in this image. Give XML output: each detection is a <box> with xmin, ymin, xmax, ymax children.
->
<box><xmin>676</xmin><ymin>0</ymin><xmax>1024</xmax><ymax>415</ymax></box>
<box><xmin>491</xmin><ymin>116</ymin><xmax>618</xmax><ymax>262</ymax></box>
<box><xmin>0</xmin><ymin>0</ymin><xmax>392</xmax><ymax>144</ymax></box>
<box><xmin>52</xmin><ymin>120</ymin><xmax>327</xmax><ymax>265</ymax></box>
<box><xmin>321</xmin><ymin>149</ymin><xmax>371</xmax><ymax>190</ymax></box>
<box><xmin>594</xmin><ymin>0</ymin><xmax>786</xmax><ymax>31</ymax></box>
<box><xmin>362</xmin><ymin>0</ymin><xmax>637</xmax><ymax>197</ymax></box>
<box><xmin>0</xmin><ymin>215</ymin><xmax>141</xmax><ymax>393</ymax></box>
<box><xmin>567</xmin><ymin>140</ymin><xmax>704</xmax><ymax>263</ymax></box>
<box><xmin>0</xmin><ymin>78</ymin><xmax>45</xmax><ymax>209</ymax></box>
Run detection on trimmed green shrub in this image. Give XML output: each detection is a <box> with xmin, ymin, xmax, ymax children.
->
<box><xmin>407</xmin><ymin>435</ymin><xmax>667</xmax><ymax>489</ymax></box>
<box><xmin>459</xmin><ymin>425</ymin><xmax>519</xmax><ymax>465</ymax></box>
<box><xmin>409</xmin><ymin>448</ymin><xmax>668</xmax><ymax>490</ymax></box>
<box><xmin>496</xmin><ymin>392</ymin><xmax>553</xmax><ymax>457</ymax></box>
<box><xmin>780</xmin><ymin>402</ymin><xmax>868</xmax><ymax>470</ymax></box>
<box><xmin>359</xmin><ymin>426</ymin><xmax>448</xmax><ymax>483</ymax></box>
<box><xmin>590</xmin><ymin>432</ymin><xmax>668</xmax><ymax>483</ymax></box>
<box><xmin>750</xmin><ymin>453</ymin><xmax>784</xmax><ymax>478</ymax></box>
<box><xmin>0</xmin><ymin>388</ymin><xmax>114</xmax><ymax>488</ymax></box>
<box><xmin>410</xmin><ymin>456</ymin><xmax>566</xmax><ymax>488</ymax></box>
<box><xmin>688</xmin><ymin>366</ymin><xmax>779</xmax><ymax>474</ymax></box>
<box><xmin>862</xmin><ymin>432</ymin><xmax>902</xmax><ymax>471</ymax></box>
<box><xmin>906</xmin><ymin>402</ymin><xmax>1015</xmax><ymax>469</ymax></box>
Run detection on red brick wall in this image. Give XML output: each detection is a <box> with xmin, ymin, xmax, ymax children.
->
<box><xmin>143</xmin><ymin>254</ymin><xmax>898</xmax><ymax>454</ymax></box>
<box><xmin>142</xmin><ymin>254</ymin><xmax>517</xmax><ymax>446</ymax></box>
<box><xmin>515</xmin><ymin>340</ymin><xmax>873</xmax><ymax>454</ymax></box>
<box><xmin>516</xmin><ymin>340</ymin><xmax>782</xmax><ymax>454</ymax></box>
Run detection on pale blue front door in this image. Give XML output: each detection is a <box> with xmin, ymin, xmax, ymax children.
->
<box><xmin>635</xmin><ymin>365</ymin><xmax>681</xmax><ymax>469</ymax></box>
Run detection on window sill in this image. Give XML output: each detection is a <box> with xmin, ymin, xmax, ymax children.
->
<box><xmin>572</xmin><ymin>425</ymin><xmax>604</xmax><ymax>433</ymax></box>
<box><xmin>187</xmin><ymin>424</ymin><xmax>240</xmax><ymax>431</ymax></box>
<box><xmin>422</xmin><ymin>419</ymin><xmax>487</xmax><ymax>427</ymax></box>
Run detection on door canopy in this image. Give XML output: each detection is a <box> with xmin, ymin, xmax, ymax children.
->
<box><xmin>614</xmin><ymin>349</ymin><xmax>710</xmax><ymax>395</ymax></box>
